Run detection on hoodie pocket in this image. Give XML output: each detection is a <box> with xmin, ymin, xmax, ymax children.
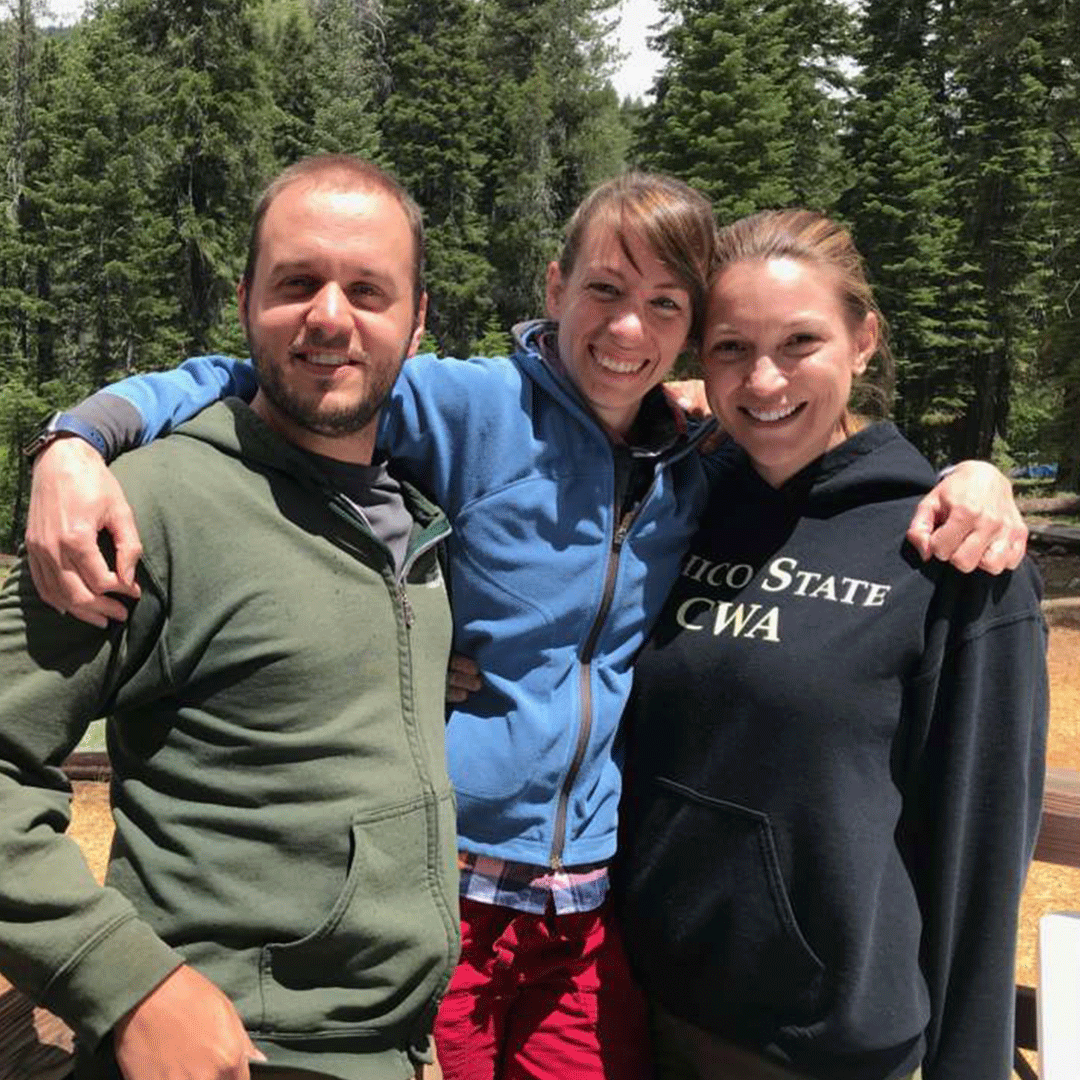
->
<box><xmin>622</xmin><ymin>776</ymin><xmax>824</xmax><ymax>1034</ymax></box>
<box><xmin>258</xmin><ymin>796</ymin><xmax>457</xmax><ymax>1040</ymax></box>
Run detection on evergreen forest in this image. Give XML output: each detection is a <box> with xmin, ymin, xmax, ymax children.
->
<box><xmin>1</xmin><ymin>0</ymin><xmax>1078</xmax><ymax>548</ymax></box>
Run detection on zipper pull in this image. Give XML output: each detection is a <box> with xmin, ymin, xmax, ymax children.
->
<box><xmin>398</xmin><ymin>584</ymin><xmax>415</xmax><ymax>628</ymax></box>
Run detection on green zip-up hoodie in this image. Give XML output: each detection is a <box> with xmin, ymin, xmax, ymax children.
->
<box><xmin>0</xmin><ymin>400</ymin><xmax>459</xmax><ymax>1080</ymax></box>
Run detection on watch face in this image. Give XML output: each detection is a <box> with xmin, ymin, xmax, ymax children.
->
<box><xmin>23</xmin><ymin>412</ymin><xmax>63</xmax><ymax>458</ymax></box>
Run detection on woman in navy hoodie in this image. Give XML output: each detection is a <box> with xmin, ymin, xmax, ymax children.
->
<box><xmin>618</xmin><ymin>209</ymin><xmax>1048</xmax><ymax>1080</ymax></box>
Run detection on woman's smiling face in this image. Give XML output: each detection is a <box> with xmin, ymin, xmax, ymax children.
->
<box><xmin>545</xmin><ymin>219</ymin><xmax>693</xmax><ymax>439</ymax></box>
<box><xmin>703</xmin><ymin>256</ymin><xmax>877</xmax><ymax>487</ymax></box>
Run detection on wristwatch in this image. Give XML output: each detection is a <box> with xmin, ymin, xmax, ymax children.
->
<box><xmin>24</xmin><ymin>412</ymin><xmax>107</xmax><ymax>460</ymax></box>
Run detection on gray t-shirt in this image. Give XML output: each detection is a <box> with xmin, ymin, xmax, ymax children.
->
<box><xmin>303</xmin><ymin>451</ymin><xmax>414</xmax><ymax>577</ymax></box>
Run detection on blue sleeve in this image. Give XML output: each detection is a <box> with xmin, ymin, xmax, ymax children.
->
<box><xmin>377</xmin><ymin>353</ymin><xmax>514</xmax><ymax>512</ymax></box>
<box><xmin>57</xmin><ymin>355</ymin><xmax>257</xmax><ymax>461</ymax></box>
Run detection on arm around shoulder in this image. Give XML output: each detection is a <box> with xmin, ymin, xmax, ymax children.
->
<box><xmin>26</xmin><ymin>436</ymin><xmax>142</xmax><ymax>624</ymax></box>
<box><xmin>906</xmin><ymin>460</ymin><xmax>1027</xmax><ymax>574</ymax></box>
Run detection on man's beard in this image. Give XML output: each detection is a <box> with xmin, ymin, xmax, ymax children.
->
<box><xmin>250</xmin><ymin>338</ymin><xmax>404</xmax><ymax>438</ymax></box>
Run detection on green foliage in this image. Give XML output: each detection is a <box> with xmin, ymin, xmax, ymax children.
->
<box><xmin>377</xmin><ymin>0</ymin><xmax>495</xmax><ymax>357</ymax></box>
<box><xmin>636</xmin><ymin>0</ymin><xmax>853</xmax><ymax>221</ymax></box>
<box><xmin>638</xmin><ymin>0</ymin><xmax>795</xmax><ymax>220</ymax></box>
<box><xmin>843</xmin><ymin>58</ymin><xmax>988</xmax><ymax>462</ymax></box>
<box><xmin>943</xmin><ymin>2</ymin><xmax>1058</xmax><ymax>457</ymax></box>
<box><xmin>1040</xmin><ymin>0</ymin><xmax>1080</xmax><ymax>491</ymax></box>
<box><xmin>265</xmin><ymin>0</ymin><xmax>382</xmax><ymax>159</ymax></box>
<box><xmin>470</xmin><ymin>318</ymin><xmax>514</xmax><ymax>359</ymax></box>
<box><xmin>482</xmin><ymin>0</ymin><xmax>628</xmax><ymax>327</ymax></box>
<box><xmin>1</xmin><ymin>0</ymin><xmax>1078</xmax><ymax>553</ymax></box>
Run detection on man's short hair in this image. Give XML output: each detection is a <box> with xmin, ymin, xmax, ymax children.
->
<box><xmin>242</xmin><ymin>154</ymin><xmax>426</xmax><ymax>314</ymax></box>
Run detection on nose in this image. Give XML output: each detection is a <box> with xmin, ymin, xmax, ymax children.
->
<box><xmin>608</xmin><ymin>302</ymin><xmax>646</xmax><ymax>343</ymax></box>
<box><xmin>747</xmin><ymin>353</ymin><xmax>786</xmax><ymax>395</ymax></box>
<box><xmin>747</xmin><ymin>352</ymin><xmax>790</xmax><ymax>395</ymax></box>
<box><xmin>306</xmin><ymin>282</ymin><xmax>353</xmax><ymax>340</ymax></box>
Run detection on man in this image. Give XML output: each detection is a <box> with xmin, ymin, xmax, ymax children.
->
<box><xmin>0</xmin><ymin>155</ymin><xmax>459</xmax><ymax>1080</ymax></box>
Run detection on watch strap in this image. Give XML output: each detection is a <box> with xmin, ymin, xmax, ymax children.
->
<box><xmin>24</xmin><ymin>412</ymin><xmax>109</xmax><ymax>459</ymax></box>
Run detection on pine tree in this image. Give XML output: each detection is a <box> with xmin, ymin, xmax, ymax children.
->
<box><xmin>36</xmin><ymin>7</ymin><xmax>186</xmax><ymax>382</ymax></box>
<box><xmin>480</xmin><ymin>0</ymin><xmax>629</xmax><ymax>328</ymax></box>
<box><xmin>846</xmin><ymin>65</ymin><xmax>996</xmax><ymax>463</ymax></box>
<box><xmin>636</xmin><ymin>0</ymin><xmax>796</xmax><ymax>222</ymax></box>
<box><xmin>308</xmin><ymin>0</ymin><xmax>383</xmax><ymax>157</ymax></box>
<box><xmin>1038</xmin><ymin>0</ymin><xmax>1080</xmax><ymax>488</ymax></box>
<box><xmin>842</xmin><ymin>0</ymin><xmax>994</xmax><ymax>464</ymax></box>
<box><xmin>945</xmin><ymin>0</ymin><xmax>1056</xmax><ymax>457</ymax></box>
<box><xmin>264</xmin><ymin>0</ymin><xmax>383</xmax><ymax>162</ymax></box>
<box><xmin>110</xmin><ymin>0</ymin><xmax>277</xmax><ymax>353</ymax></box>
<box><xmin>770</xmin><ymin>0</ymin><xmax>853</xmax><ymax>210</ymax></box>
<box><xmin>0</xmin><ymin>0</ymin><xmax>64</xmax><ymax>546</ymax></box>
<box><xmin>377</xmin><ymin>0</ymin><xmax>494</xmax><ymax>356</ymax></box>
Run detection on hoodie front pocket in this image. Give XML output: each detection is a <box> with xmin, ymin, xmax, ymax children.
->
<box><xmin>258</xmin><ymin>797</ymin><xmax>457</xmax><ymax>1040</ymax></box>
<box><xmin>622</xmin><ymin>776</ymin><xmax>824</xmax><ymax>1036</ymax></box>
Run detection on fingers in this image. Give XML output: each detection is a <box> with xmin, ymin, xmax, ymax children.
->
<box><xmin>909</xmin><ymin>461</ymin><xmax>1030</xmax><ymax>574</ymax></box>
<box><xmin>909</xmin><ymin>498</ymin><xmax>1030</xmax><ymax>574</ymax></box>
<box><xmin>905</xmin><ymin>493</ymin><xmax>938</xmax><ymax>561</ymax></box>
<box><xmin>27</xmin><ymin>526</ymin><xmax>128</xmax><ymax>627</ymax></box>
<box><xmin>244</xmin><ymin>1034</ymin><xmax>267</xmax><ymax>1065</ymax></box>
<box><xmin>919</xmin><ymin>502</ymin><xmax>992</xmax><ymax>572</ymax></box>
<box><xmin>26</xmin><ymin>544</ymin><xmax>70</xmax><ymax>612</ymax></box>
<box><xmin>68</xmin><ymin>594</ymin><xmax>134</xmax><ymax>627</ymax></box>
<box><xmin>25</xmin><ymin>435</ymin><xmax>143</xmax><ymax>619</ymax></box>
<box><xmin>662</xmin><ymin>379</ymin><xmax>712</xmax><ymax>418</ymax></box>
<box><xmin>103</xmin><ymin>493</ymin><xmax>144</xmax><ymax>590</ymax></box>
<box><xmin>66</xmin><ymin>529</ymin><xmax>128</xmax><ymax>595</ymax></box>
<box><xmin>976</xmin><ymin>523</ymin><xmax>1029</xmax><ymax>575</ymax></box>
<box><xmin>446</xmin><ymin>654</ymin><xmax>483</xmax><ymax>704</ymax></box>
<box><xmin>114</xmin><ymin>965</ymin><xmax>260</xmax><ymax>1080</ymax></box>
<box><xmin>112</xmin><ymin>527</ymin><xmax>145</xmax><ymax>592</ymax></box>
<box><xmin>27</xmin><ymin>546</ymin><xmax>136</xmax><ymax>627</ymax></box>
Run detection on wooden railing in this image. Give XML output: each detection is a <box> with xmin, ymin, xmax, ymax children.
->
<box><xmin>1015</xmin><ymin>766</ymin><xmax>1080</xmax><ymax>1079</ymax></box>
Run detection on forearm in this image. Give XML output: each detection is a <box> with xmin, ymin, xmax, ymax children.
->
<box><xmin>55</xmin><ymin>355</ymin><xmax>255</xmax><ymax>462</ymax></box>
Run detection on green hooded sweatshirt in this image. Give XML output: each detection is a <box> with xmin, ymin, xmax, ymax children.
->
<box><xmin>0</xmin><ymin>400</ymin><xmax>459</xmax><ymax>1080</ymax></box>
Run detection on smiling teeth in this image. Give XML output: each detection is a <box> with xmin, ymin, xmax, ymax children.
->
<box><xmin>595</xmin><ymin>354</ymin><xmax>646</xmax><ymax>374</ymax></box>
<box><xmin>747</xmin><ymin>403</ymin><xmax>799</xmax><ymax>422</ymax></box>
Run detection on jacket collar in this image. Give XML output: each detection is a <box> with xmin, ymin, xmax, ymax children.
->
<box><xmin>511</xmin><ymin>318</ymin><xmax>715</xmax><ymax>457</ymax></box>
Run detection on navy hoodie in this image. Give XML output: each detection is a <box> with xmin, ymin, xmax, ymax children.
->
<box><xmin>618</xmin><ymin>422</ymin><xmax>1047</xmax><ymax>1080</ymax></box>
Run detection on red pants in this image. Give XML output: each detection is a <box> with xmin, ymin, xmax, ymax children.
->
<box><xmin>434</xmin><ymin>896</ymin><xmax>651</xmax><ymax>1080</ymax></box>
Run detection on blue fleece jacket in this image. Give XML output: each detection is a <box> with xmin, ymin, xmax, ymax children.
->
<box><xmin>55</xmin><ymin>322</ymin><xmax>714</xmax><ymax>867</ymax></box>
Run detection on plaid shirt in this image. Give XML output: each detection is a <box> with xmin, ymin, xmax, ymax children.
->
<box><xmin>458</xmin><ymin>852</ymin><xmax>610</xmax><ymax>915</ymax></box>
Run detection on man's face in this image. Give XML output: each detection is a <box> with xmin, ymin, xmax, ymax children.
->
<box><xmin>239</xmin><ymin>181</ymin><xmax>426</xmax><ymax>462</ymax></box>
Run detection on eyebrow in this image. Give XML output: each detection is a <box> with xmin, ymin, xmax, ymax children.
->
<box><xmin>269</xmin><ymin>261</ymin><xmax>395</xmax><ymax>285</ymax></box>
<box><xmin>707</xmin><ymin>313</ymin><xmax>831</xmax><ymax>334</ymax></box>
<box><xmin>590</xmin><ymin>262</ymin><xmax>688</xmax><ymax>292</ymax></box>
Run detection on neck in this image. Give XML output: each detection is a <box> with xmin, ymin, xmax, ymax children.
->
<box><xmin>595</xmin><ymin>402</ymin><xmax>639</xmax><ymax>442</ymax></box>
<box><xmin>250</xmin><ymin>391</ymin><xmax>376</xmax><ymax>464</ymax></box>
